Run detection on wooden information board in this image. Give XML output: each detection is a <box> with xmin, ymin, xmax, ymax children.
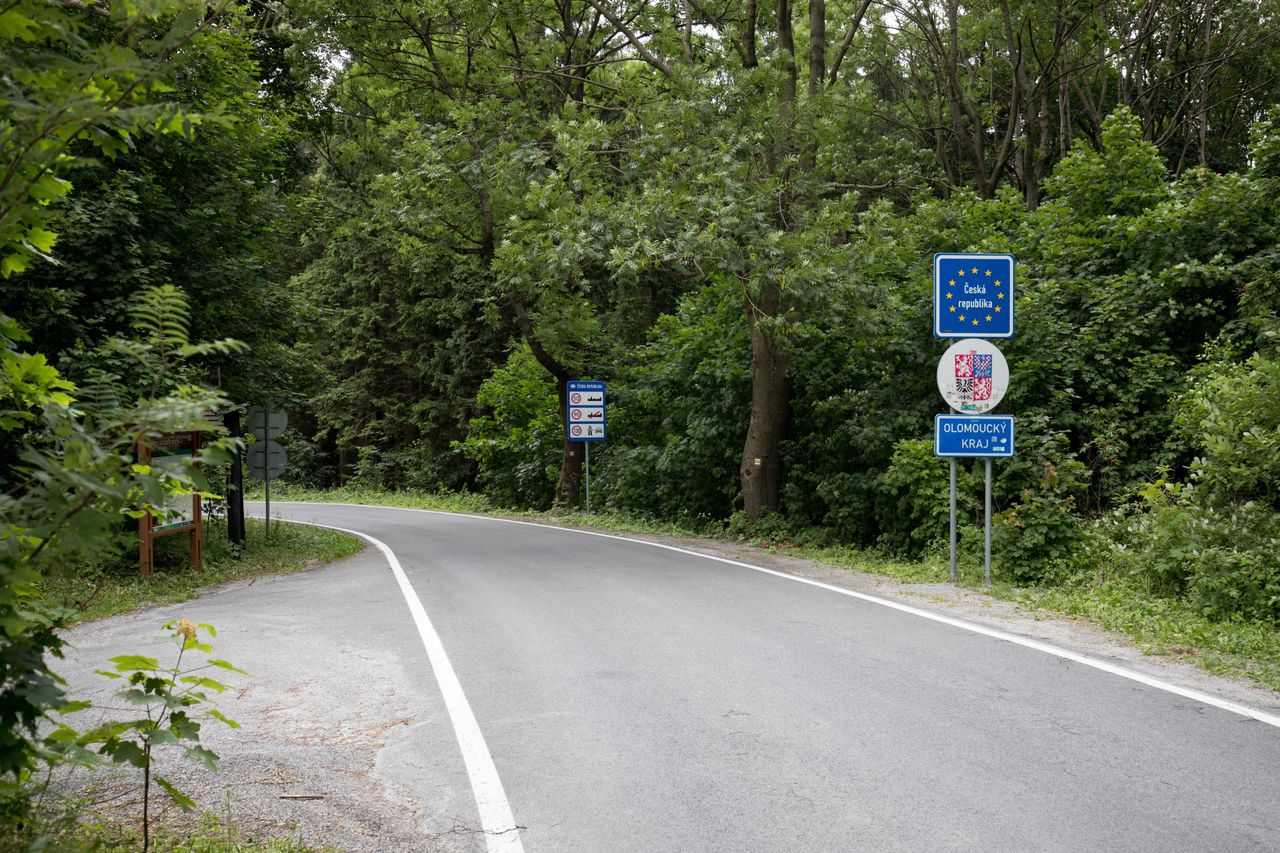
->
<box><xmin>138</xmin><ymin>431</ymin><xmax>203</xmax><ymax>578</ymax></box>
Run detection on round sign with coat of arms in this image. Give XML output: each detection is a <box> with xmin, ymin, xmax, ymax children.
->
<box><xmin>936</xmin><ymin>338</ymin><xmax>1009</xmax><ymax>414</ymax></box>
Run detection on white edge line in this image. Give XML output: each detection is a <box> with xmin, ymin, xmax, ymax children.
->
<box><xmin>267</xmin><ymin>502</ymin><xmax>1280</xmax><ymax>731</ymax></box>
<box><xmin>267</xmin><ymin>517</ymin><xmax>525</xmax><ymax>853</ymax></box>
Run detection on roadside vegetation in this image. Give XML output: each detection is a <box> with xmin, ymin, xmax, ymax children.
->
<box><xmin>3</xmin><ymin>802</ymin><xmax>332</xmax><ymax>852</ymax></box>
<box><xmin>38</xmin><ymin>519</ymin><xmax>361</xmax><ymax>626</ymax></box>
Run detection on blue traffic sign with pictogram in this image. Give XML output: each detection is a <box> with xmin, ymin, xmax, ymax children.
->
<box><xmin>567</xmin><ymin>380</ymin><xmax>606</xmax><ymax>442</ymax></box>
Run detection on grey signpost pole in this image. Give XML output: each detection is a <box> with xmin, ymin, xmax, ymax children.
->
<box><xmin>247</xmin><ymin>406</ymin><xmax>287</xmax><ymax>541</ymax></box>
<box><xmin>585</xmin><ymin>442</ymin><xmax>591</xmax><ymax>514</ymax></box>
<box><xmin>264</xmin><ymin>423</ymin><xmax>271</xmax><ymax>538</ymax></box>
<box><xmin>261</xmin><ymin>415</ymin><xmax>276</xmax><ymax>537</ymax></box>
<box><xmin>949</xmin><ymin>459</ymin><xmax>957</xmax><ymax>582</ymax></box>
<box><xmin>984</xmin><ymin>459</ymin><xmax>993</xmax><ymax>584</ymax></box>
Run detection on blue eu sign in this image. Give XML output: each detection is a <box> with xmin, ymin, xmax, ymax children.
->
<box><xmin>934</xmin><ymin>253</ymin><xmax>1014</xmax><ymax>338</ymax></box>
<box><xmin>935</xmin><ymin>415</ymin><xmax>1014</xmax><ymax>458</ymax></box>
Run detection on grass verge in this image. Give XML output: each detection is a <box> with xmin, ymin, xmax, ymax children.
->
<box><xmin>39</xmin><ymin>518</ymin><xmax>363</xmax><ymax>626</ymax></box>
<box><xmin>255</xmin><ymin>484</ymin><xmax>1280</xmax><ymax>691</ymax></box>
<box><xmin>1</xmin><ymin>798</ymin><xmax>334</xmax><ymax>853</ymax></box>
<box><xmin>1012</xmin><ymin>579</ymin><xmax>1280</xmax><ymax>691</ymax></box>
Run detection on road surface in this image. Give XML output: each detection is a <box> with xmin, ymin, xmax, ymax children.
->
<box><xmin>57</xmin><ymin>503</ymin><xmax>1280</xmax><ymax>851</ymax></box>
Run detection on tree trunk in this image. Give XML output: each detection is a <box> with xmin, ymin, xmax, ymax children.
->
<box><xmin>777</xmin><ymin>0</ymin><xmax>796</xmax><ymax>108</ymax></box>
<box><xmin>508</xmin><ymin>294</ymin><xmax>582</xmax><ymax>509</ymax></box>
<box><xmin>808</xmin><ymin>0</ymin><xmax>825</xmax><ymax>97</ymax></box>
<box><xmin>740</xmin><ymin>283</ymin><xmax>790</xmax><ymax>520</ymax></box>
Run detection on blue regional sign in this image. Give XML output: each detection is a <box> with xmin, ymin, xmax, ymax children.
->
<box><xmin>934</xmin><ymin>253</ymin><xmax>1014</xmax><ymax>338</ymax></box>
<box><xmin>934</xmin><ymin>414</ymin><xmax>1015</xmax><ymax>458</ymax></box>
<box><xmin>566</xmin><ymin>380</ymin><xmax>606</xmax><ymax>442</ymax></box>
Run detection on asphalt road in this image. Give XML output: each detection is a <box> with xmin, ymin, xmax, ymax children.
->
<box><xmin>58</xmin><ymin>503</ymin><xmax>1280</xmax><ymax>851</ymax></box>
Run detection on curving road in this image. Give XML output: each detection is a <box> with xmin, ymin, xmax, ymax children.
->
<box><xmin>237</xmin><ymin>502</ymin><xmax>1280</xmax><ymax>853</ymax></box>
<box><xmin>54</xmin><ymin>502</ymin><xmax>1280</xmax><ymax>851</ymax></box>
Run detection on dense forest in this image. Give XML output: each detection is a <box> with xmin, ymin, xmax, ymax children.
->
<box><xmin>3</xmin><ymin>0</ymin><xmax>1280</xmax><ymax>784</ymax></box>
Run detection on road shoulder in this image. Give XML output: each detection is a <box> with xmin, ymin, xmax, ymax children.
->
<box><xmin>53</xmin><ymin>544</ymin><xmax>487</xmax><ymax>853</ymax></box>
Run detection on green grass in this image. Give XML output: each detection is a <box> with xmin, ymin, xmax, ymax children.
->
<box><xmin>39</xmin><ymin>518</ymin><xmax>363</xmax><ymax>626</ymax></box>
<box><xmin>249</xmin><ymin>482</ymin><xmax>502</xmax><ymax>515</ymax></box>
<box><xmin>255</xmin><ymin>484</ymin><xmax>1280</xmax><ymax>691</ymax></box>
<box><xmin>0</xmin><ymin>798</ymin><xmax>334</xmax><ymax>853</ymax></box>
<box><xmin>1012</xmin><ymin>579</ymin><xmax>1280</xmax><ymax>691</ymax></box>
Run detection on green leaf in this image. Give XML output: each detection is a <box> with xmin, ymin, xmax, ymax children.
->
<box><xmin>111</xmin><ymin>654</ymin><xmax>159</xmax><ymax>672</ymax></box>
<box><xmin>149</xmin><ymin>728</ymin><xmax>179</xmax><ymax>747</ymax></box>
<box><xmin>0</xmin><ymin>10</ymin><xmax>38</xmax><ymax>41</ymax></box>
<box><xmin>24</xmin><ymin>226</ymin><xmax>57</xmax><ymax>254</ymax></box>
<box><xmin>208</xmin><ymin>709</ymin><xmax>240</xmax><ymax>729</ymax></box>
<box><xmin>184</xmin><ymin>745</ymin><xmax>219</xmax><ymax>771</ymax></box>
<box><xmin>101</xmin><ymin>739</ymin><xmax>147</xmax><ymax>768</ymax></box>
<box><xmin>2</xmin><ymin>253</ymin><xmax>31</xmax><ymax>277</ymax></box>
<box><xmin>206</xmin><ymin>659</ymin><xmax>248</xmax><ymax>675</ymax></box>
<box><xmin>155</xmin><ymin>776</ymin><xmax>197</xmax><ymax>811</ymax></box>
<box><xmin>179</xmin><ymin>675</ymin><xmax>228</xmax><ymax>693</ymax></box>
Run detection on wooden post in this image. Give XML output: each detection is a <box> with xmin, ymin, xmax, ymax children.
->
<box><xmin>139</xmin><ymin>512</ymin><xmax>154</xmax><ymax>579</ymax></box>
<box><xmin>189</xmin><ymin>431</ymin><xmax>203</xmax><ymax>572</ymax></box>
<box><xmin>139</xmin><ymin>438</ymin><xmax>155</xmax><ymax>579</ymax></box>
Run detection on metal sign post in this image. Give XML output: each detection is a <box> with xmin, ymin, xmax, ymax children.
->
<box><xmin>247</xmin><ymin>406</ymin><xmax>288</xmax><ymax>536</ymax></box>
<box><xmin>949</xmin><ymin>458</ymin><xmax>957</xmax><ymax>583</ymax></box>
<box><xmin>223</xmin><ymin>410</ymin><xmax>246</xmax><ymax>548</ymax></box>
<box><xmin>933</xmin><ymin>253</ymin><xmax>1017</xmax><ymax>585</ymax></box>
<box><xmin>566</xmin><ymin>380</ymin><xmax>606</xmax><ymax>513</ymax></box>
<box><xmin>985</xmin><ymin>459</ymin><xmax>993</xmax><ymax>585</ymax></box>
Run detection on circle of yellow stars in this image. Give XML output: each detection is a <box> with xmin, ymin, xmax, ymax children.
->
<box><xmin>945</xmin><ymin>266</ymin><xmax>1005</xmax><ymax>325</ymax></box>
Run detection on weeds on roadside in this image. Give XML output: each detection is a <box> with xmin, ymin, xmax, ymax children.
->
<box><xmin>45</xmin><ymin>621</ymin><xmax>246</xmax><ymax>852</ymax></box>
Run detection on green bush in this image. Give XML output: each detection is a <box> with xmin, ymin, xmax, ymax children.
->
<box><xmin>1175</xmin><ymin>343</ymin><xmax>1280</xmax><ymax>509</ymax></box>
<box><xmin>993</xmin><ymin>467</ymin><xmax>1088</xmax><ymax>584</ymax></box>
<box><xmin>875</xmin><ymin>439</ymin><xmax>980</xmax><ymax>556</ymax></box>
<box><xmin>457</xmin><ymin>344</ymin><xmax>561</xmax><ymax>509</ymax></box>
<box><xmin>1114</xmin><ymin>480</ymin><xmax>1280</xmax><ymax>623</ymax></box>
<box><xmin>991</xmin><ymin>422</ymin><xmax>1091</xmax><ymax>583</ymax></box>
<box><xmin>1</xmin><ymin>288</ymin><xmax>241</xmax><ymax>789</ymax></box>
<box><xmin>599</xmin><ymin>281</ymin><xmax>750</xmax><ymax>521</ymax></box>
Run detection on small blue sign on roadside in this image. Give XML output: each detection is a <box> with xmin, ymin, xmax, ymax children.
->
<box><xmin>935</xmin><ymin>253</ymin><xmax>1014</xmax><ymax>338</ymax></box>
<box><xmin>566</xmin><ymin>380</ymin><xmax>606</xmax><ymax>442</ymax></box>
<box><xmin>935</xmin><ymin>414</ymin><xmax>1014</xmax><ymax>458</ymax></box>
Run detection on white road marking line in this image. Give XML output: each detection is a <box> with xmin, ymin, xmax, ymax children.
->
<box><xmin>270</xmin><ymin>518</ymin><xmax>525</xmax><ymax>853</ymax></box>
<box><xmin>274</xmin><ymin>502</ymin><xmax>1280</xmax><ymax>730</ymax></box>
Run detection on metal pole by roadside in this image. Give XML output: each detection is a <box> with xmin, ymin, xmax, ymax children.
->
<box><xmin>984</xmin><ymin>458</ymin><xmax>992</xmax><ymax>585</ymax></box>
<box><xmin>949</xmin><ymin>458</ymin><xmax>957</xmax><ymax>583</ymax></box>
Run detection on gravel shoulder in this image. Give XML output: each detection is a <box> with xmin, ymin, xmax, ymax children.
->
<box><xmin>54</xmin><ymin>544</ymin><xmax>488</xmax><ymax>853</ymax></box>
